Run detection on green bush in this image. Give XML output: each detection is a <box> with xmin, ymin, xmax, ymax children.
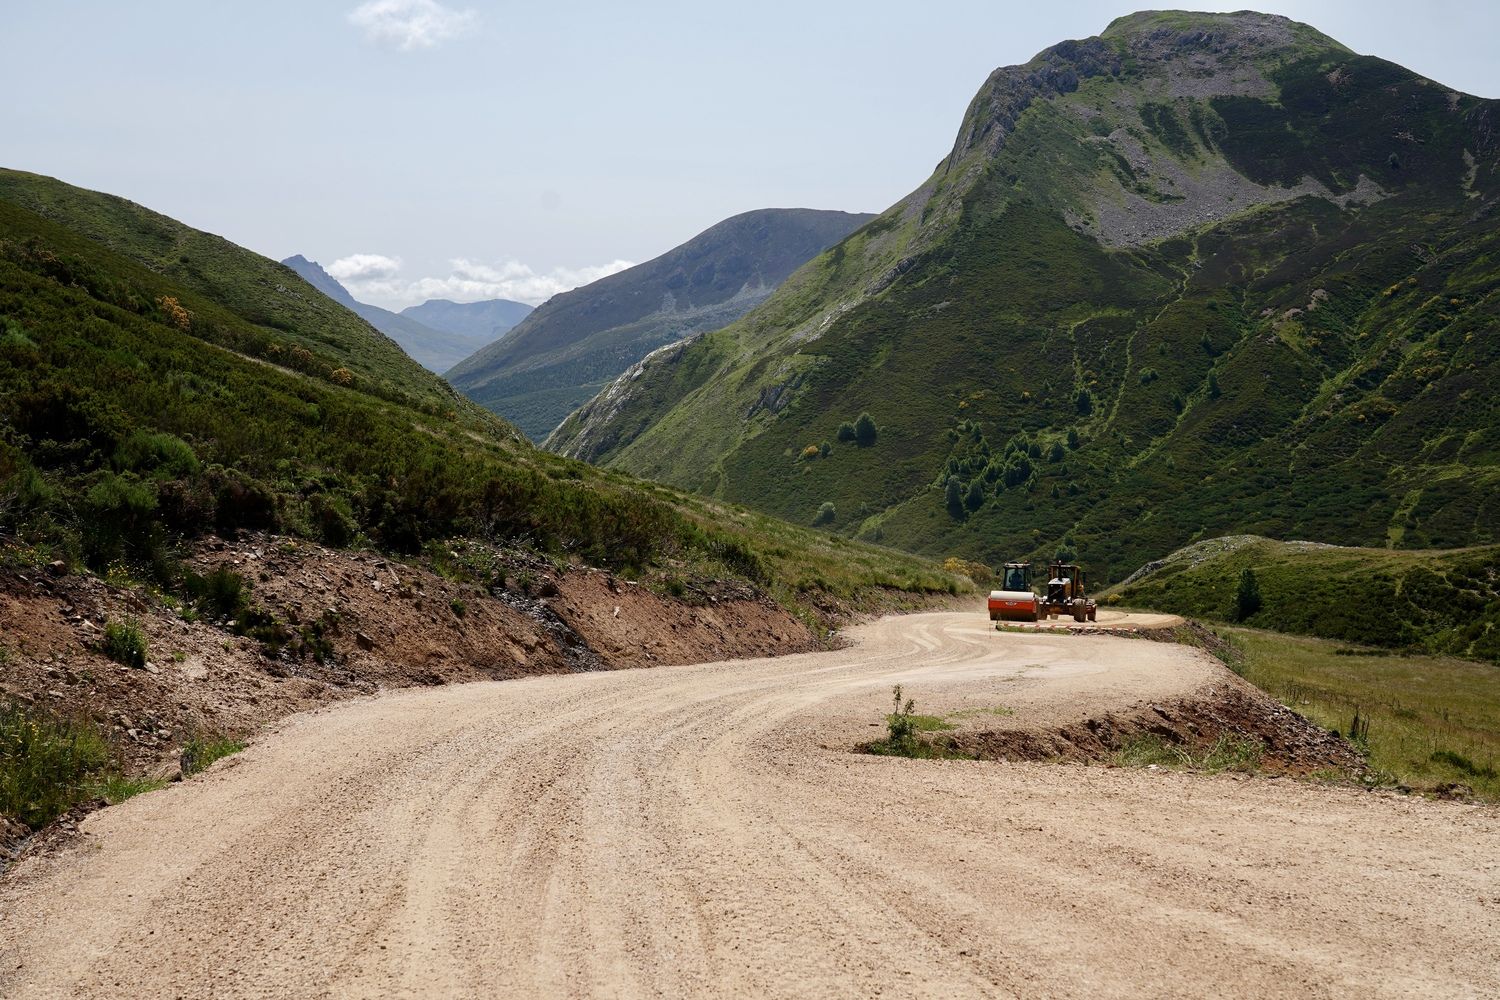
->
<box><xmin>854</xmin><ymin>412</ymin><xmax>878</xmax><ymax>447</ymax></box>
<box><xmin>101</xmin><ymin>616</ymin><xmax>148</xmax><ymax>669</ymax></box>
<box><xmin>184</xmin><ymin>564</ymin><xmax>248</xmax><ymax>619</ymax></box>
<box><xmin>964</xmin><ymin>478</ymin><xmax>986</xmax><ymax>512</ymax></box>
<box><xmin>114</xmin><ymin>430</ymin><xmax>199</xmax><ymax>479</ymax></box>
<box><xmin>836</xmin><ymin>421</ymin><xmax>857</xmax><ymax>443</ymax></box>
<box><xmin>0</xmin><ymin>702</ymin><xmax>110</xmax><ymax>829</ymax></box>
<box><xmin>813</xmin><ymin>501</ymin><xmax>836</xmax><ymax>526</ymax></box>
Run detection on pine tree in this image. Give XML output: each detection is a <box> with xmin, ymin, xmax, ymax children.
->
<box><xmin>1236</xmin><ymin>567</ymin><xmax>1262</xmax><ymax>621</ymax></box>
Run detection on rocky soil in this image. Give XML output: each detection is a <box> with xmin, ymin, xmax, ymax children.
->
<box><xmin>0</xmin><ymin>532</ymin><xmax>846</xmax><ymax>859</ymax></box>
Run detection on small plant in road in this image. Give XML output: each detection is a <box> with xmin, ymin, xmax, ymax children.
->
<box><xmin>865</xmin><ymin>686</ymin><xmax>963</xmax><ymax>759</ymax></box>
<box><xmin>886</xmin><ymin>685</ymin><xmax>919</xmax><ymax>754</ymax></box>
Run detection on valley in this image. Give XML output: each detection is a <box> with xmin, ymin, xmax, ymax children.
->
<box><xmin>3</xmin><ymin>5</ymin><xmax>1499</xmax><ymax>997</ymax></box>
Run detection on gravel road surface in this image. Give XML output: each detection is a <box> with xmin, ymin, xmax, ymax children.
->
<box><xmin>3</xmin><ymin>612</ymin><xmax>1495</xmax><ymax>998</ymax></box>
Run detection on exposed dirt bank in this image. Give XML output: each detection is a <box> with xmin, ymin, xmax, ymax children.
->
<box><xmin>2</xmin><ymin>532</ymin><xmax>882</xmax><ymax>860</ymax></box>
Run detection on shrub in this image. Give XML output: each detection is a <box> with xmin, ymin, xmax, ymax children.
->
<box><xmin>943</xmin><ymin>557</ymin><xmax>993</xmax><ymax>587</ymax></box>
<box><xmin>102</xmin><ymin>616</ymin><xmax>148</xmax><ymax>668</ymax></box>
<box><xmin>854</xmin><ymin>412</ymin><xmax>878</xmax><ymax>447</ymax></box>
<box><xmin>184</xmin><ymin>565</ymin><xmax>248</xmax><ymax>619</ymax></box>
<box><xmin>1067</xmin><ymin>428</ymin><xmax>1080</xmax><ymax>449</ymax></box>
<box><xmin>800</xmin><ymin>444</ymin><xmax>820</xmax><ymax>461</ymax></box>
<box><xmin>819</xmin><ymin>440</ymin><xmax>832</xmax><ymax>459</ymax></box>
<box><xmin>155</xmin><ymin>295</ymin><xmax>191</xmax><ymax>331</ymax></box>
<box><xmin>450</xmin><ymin>597</ymin><xmax>467</xmax><ymax>617</ymax></box>
<box><xmin>307</xmin><ymin>492</ymin><xmax>357</xmax><ymax>547</ymax></box>
<box><xmin>1207</xmin><ymin>370</ymin><xmax>1222</xmax><ymax>399</ymax></box>
<box><xmin>0</xmin><ymin>702</ymin><xmax>111</xmax><ymax>830</ymax></box>
<box><xmin>114</xmin><ymin>430</ymin><xmax>199</xmax><ymax>478</ymax></box>
<box><xmin>813</xmin><ymin>501</ymin><xmax>836</xmax><ymax>526</ymax></box>
<box><xmin>836</xmin><ymin>421</ymin><xmax>857</xmax><ymax>443</ymax></box>
<box><xmin>885</xmin><ymin>686</ymin><xmax>917</xmax><ymax>750</ymax></box>
<box><xmin>1075</xmin><ymin>389</ymin><xmax>1094</xmax><ymax>415</ymax></box>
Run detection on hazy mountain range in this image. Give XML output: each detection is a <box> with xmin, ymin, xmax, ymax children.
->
<box><xmin>280</xmin><ymin>255</ymin><xmax>531</xmax><ymax>374</ymax></box>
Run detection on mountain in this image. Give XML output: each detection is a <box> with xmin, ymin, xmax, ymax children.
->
<box><xmin>446</xmin><ymin>208</ymin><xmax>875</xmax><ymax>441</ymax></box>
<box><xmin>0</xmin><ymin>169</ymin><xmax>957</xmax><ymax>596</ymax></box>
<box><xmin>548</xmin><ymin>11</ymin><xmax>1500</xmax><ymax>582</ymax></box>
<box><xmin>402</xmin><ymin>297</ymin><xmax>532</xmax><ymax>345</ymax></box>
<box><xmin>279</xmin><ymin>255</ymin><xmax>498</xmax><ymax>374</ymax></box>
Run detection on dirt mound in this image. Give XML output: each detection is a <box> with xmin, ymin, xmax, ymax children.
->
<box><xmin>953</xmin><ymin>678</ymin><xmax>1363</xmax><ymax>776</ymax></box>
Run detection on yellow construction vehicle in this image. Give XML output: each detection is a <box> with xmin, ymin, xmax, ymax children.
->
<box><xmin>1040</xmin><ymin>562</ymin><xmax>1097</xmax><ymax>622</ymax></box>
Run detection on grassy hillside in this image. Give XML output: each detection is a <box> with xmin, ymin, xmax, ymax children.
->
<box><xmin>549</xmin><ymin>13</ymin><xmax>1500</xmax><ymax>581</ymax></box>
<box><xmin>0</xmin><ymin>169</ymin><xmax>480</xmax><ymax>419</ymax></box>
<box><xmin>1111</xmin><ymin>536</ymin><xmax>1500</xmax><ymax>662</ymax></box>
<box><xmin>1221</xmin><ymin>628</ymin><xmax>1500</xmax><ymax>799</ymax></box>
<box><xmin>449</xmin><ymin>208</ymin><xmax>873</xmax><ymax>441</ymax></box>
<box><xmin>0</xmin><ymin>176</ymin><xmax>965</xmax><ymax>610</ymax></box>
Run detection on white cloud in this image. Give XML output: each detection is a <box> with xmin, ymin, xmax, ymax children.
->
<box><xmin>327</xmin><ymin>253</ymin><xmax>402</xmax><ymax>281</ymax></box>
<box><xmin>347</xmin><ymin>0</ymin><xmax>478</xmax><ymax>51</ymax></box>
<box><xmin>332</xmin><ymin>254</ymin><xmax>636</xmax><ymax>308</ymax></box>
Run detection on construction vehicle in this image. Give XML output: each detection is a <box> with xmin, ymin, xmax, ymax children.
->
<box><xmin>987</xmin><ymin>562</ymin><xmax>1040</xmax><ymax>622</ymax></box>
<box><xmin>1040</xmin><ymin>562</ymin><xmax>1097</xmax><ymax>622</ymax></box>
<box><xmin>987</xmin><ymin>560</ymin><xmax>1097</xmax><ymax>623</ymax></box>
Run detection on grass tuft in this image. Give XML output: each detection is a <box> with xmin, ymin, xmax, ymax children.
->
<box><xmin>181</xmin><ymin>735</ymin><xmax>246</xmax><ymax>777</ymax></box>
<box><xmin>1116</xmin><ymin>734</ymin><xmax>1265</xmax><ymax>774</ymax></box>
<box><xmin>101</xmin><ymin>616</ymin><xmax>148</xmax><ymax>669</ymax></box>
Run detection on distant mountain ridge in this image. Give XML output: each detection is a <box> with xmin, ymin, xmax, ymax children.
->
<box><xmin>279</xmin><ymin>256</ymin><xmax>530</xmax><ymax>374</ymax></box>
<box><xmin>446</xmin><ymin>208</ymin><xmax>875</xmax><ymax>441</ymax></box>
<box><xmin>403</xmin><ymin>298</ymin><xmax>532</xmax><ymax>346</ymax></box>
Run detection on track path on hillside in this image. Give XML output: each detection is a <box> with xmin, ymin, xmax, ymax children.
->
<box><xmin>2</xmin><ymin>613</ymin><xmax>1496</xmax><ymax>998</ymax></box>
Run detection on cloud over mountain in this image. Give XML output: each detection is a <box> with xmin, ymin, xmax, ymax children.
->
<box><xmin>327</xmin><ymin>254</ymin><xmax>635</xmax><ymax>308</ymax></box>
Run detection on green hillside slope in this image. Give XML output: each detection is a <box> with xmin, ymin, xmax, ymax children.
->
<box><xmin>449</xmin><ymin>208</ymin><xmax>873</xmax><ymax>441</ymax></box>
<box><xmin>0</xmin><ymin>175</ymin><xmax>962</xmax><ymax>605</ymax></box>
<box><xmin>1110</xmin><ymin>536</ymin><xmax>1500</xmax><ymax>661</ymax></box>
<box><xmin>0</xmin><ymin>169</ymin><xmax>481</xmax><ymax>418</ymax></box>
<box><xmin>549</xmin><ymin>12</ymin><xmax>1500</xmax><ymax>581</ymax></box>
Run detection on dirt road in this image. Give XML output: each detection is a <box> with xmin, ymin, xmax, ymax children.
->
<box><xmin>3</xmin><ymin>613</ymin><xmax>1496</xmax><ymax>998</ymax></box>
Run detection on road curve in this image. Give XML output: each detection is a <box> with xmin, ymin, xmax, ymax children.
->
<box><xmin>2</xmin><ymin>612</ymin><xmax>1496</xmax><ymax>999</ymax></box>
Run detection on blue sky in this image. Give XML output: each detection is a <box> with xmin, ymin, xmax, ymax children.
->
<box><xmin>6</xmin><ymin>1</ymin><xmax>1497</xmax><ymax>307</ymax></box>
